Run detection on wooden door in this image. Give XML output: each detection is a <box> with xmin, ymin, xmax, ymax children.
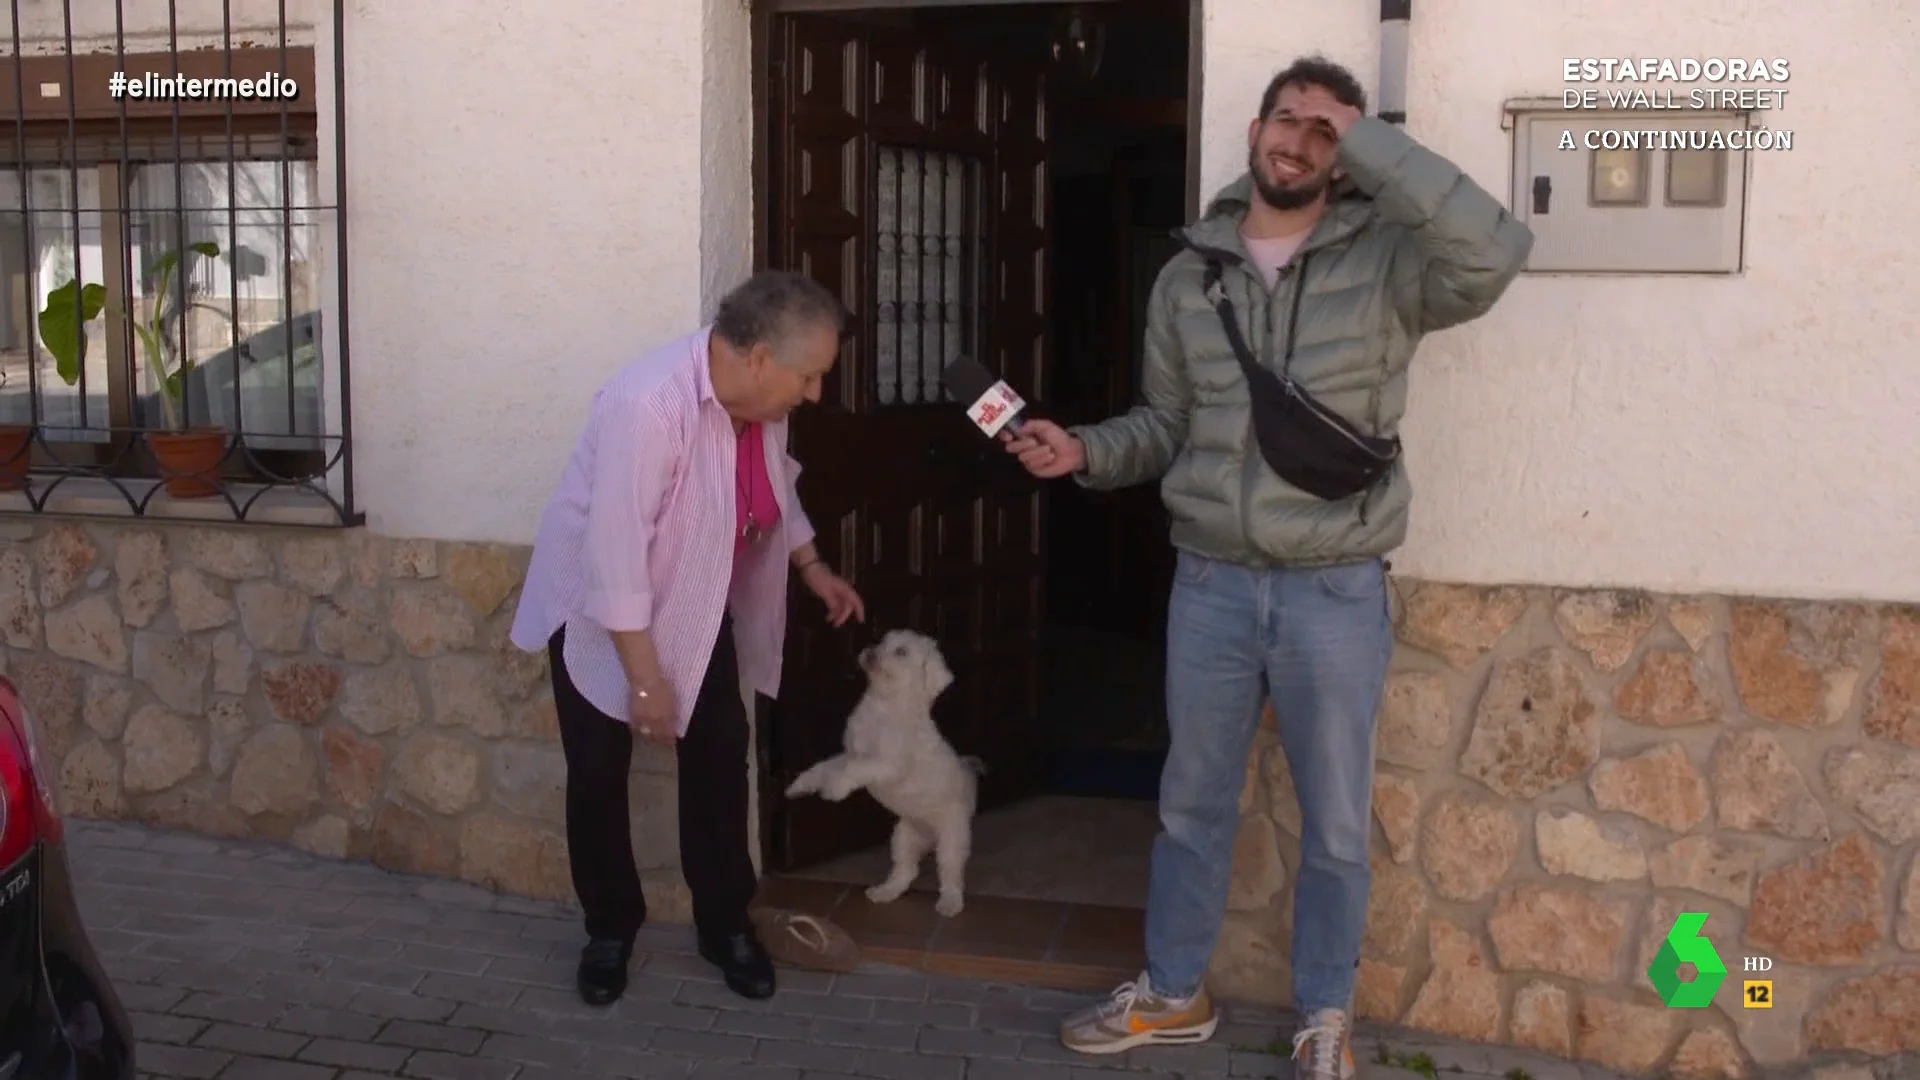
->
<box><xmin>758</xmin><ymin>12</ymin><xmax>1052</xmax><ymax>873</ymax></box>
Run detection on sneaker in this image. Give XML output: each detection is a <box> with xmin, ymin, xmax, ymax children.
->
<box><xmin>1059</xmin><ymin>973</ymin><xmax>1219</xmax><ymax>1055</ymax></box>
<box><xmin>1290</xmin><ymin>1007</ymin><xmax>1356</xmax><ymax>1080</ymax></box>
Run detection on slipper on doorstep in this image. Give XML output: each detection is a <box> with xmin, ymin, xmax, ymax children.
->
<box><xmin>749</xmin><ymin>906</ymin><xmax>863</xmax><ymax>973</ymax></box>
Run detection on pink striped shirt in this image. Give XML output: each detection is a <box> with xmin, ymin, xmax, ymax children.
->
<box><xmin>508</xmin><ymin>327</ymin><xmax>815</xmax><ymax>736</ymax></box>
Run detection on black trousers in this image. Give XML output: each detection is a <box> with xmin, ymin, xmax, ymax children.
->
<box><xmin>548</xmin><ymin>616</ymin><xmax>757</xmax><ymax>944</ymax></box>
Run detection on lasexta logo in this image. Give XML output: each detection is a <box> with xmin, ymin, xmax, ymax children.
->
<box><xmin>1647</xmin><ymin>911</ymin><xmax>1726</xmax><ymax>1008</ymax></box>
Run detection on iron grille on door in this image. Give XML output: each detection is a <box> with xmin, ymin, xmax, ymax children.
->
<box><xmin>872</xmin><ymin>145</ymin><xmax>982</xmax><ymax>407</ymax></box>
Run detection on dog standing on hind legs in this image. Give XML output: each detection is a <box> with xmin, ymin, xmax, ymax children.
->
<box><xmin>785</xmin><ymin>629</ymin><xmax>983</xmax><ymax>917</ymax></box>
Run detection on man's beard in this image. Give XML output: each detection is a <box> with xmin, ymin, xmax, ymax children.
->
<box><xmin>1249</xmin><ymin>148</ymin><xmax>1329</xmax><ymax>210</ymax></box>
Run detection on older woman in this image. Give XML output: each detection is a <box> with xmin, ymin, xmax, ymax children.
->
<box><xmin>509</xmin><ymin>270</ymin><xmax>866</xmax><ymax>1006</ymax></box>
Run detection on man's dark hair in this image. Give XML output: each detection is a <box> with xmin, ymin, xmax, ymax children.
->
<box><xmin>1258</xmin><ymin>54</ymin><xmax>1368</xmax><ymax>120</ymax></box>
<box><xmin>713</xmin><ymin>270</ymin><xmax>848</xmax><ymax>361</ymax></box>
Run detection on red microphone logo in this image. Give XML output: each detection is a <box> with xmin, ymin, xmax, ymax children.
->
<box><xmin>965</xmin><ymin>381</ymin><xmax>1025</xmax><ymax>438</ymax></box>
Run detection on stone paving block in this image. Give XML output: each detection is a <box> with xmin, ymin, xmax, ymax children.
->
<box><xmin>687</xmin><ymin>982</ymin><xmax>873</xmax><ymax>1021</ymax></box>
<box><xmin>851</xmin><ymin>1046</ymin><xmax>969</xmax><ymax>1080</ymax></box>
<box><xmin>477</xmin><ymin>1032</ymin><xmax>597</xmax><ymax>1070</ymax></box>
<box><xmin>346</xmin><ymin>985</ymin><xmax>459</xmax><ymax>1022</ymax></box>
<box><xmin>809</xmin><ymin>1017</ymin><xmax>921</xmax><ymax>1051</ymax></box>
<box><xmin>400</xmin><ymin>1050</ymin><xmax>525</xmax><ymax>1079</ymax></box>
<box><xmin>979</xmin><ymin>1005</ymin><xmax>1062</xmax><ymax>1037</ymax></box>
<box><xmin>117</xmin><ymin>982</ymin><xmax>188</xmax><ymax>1013</ymax></box>
<box><xmin>445</xmin><ymin>1003</ymin><xmax>575</xmax><ymax>1039</ymax></box>
<box><xmin>273</xmin><ymin>1005</ymin><xmax>385</xmax><ymax>1042</ymax></box>
<box><xmin>647</xmin><ymin>1027</ymin><xmax>760</xmax><ymax>1061</ymax></box>
<box><xmin>469</xmin><ymin>954</ymin><xmax>574</xmax><ymax>990</ymax></box>
<box><xmin>829</xmin><ymin>971</ymin><xmax>934</xmax><ymax>1000</ymax></box>
<box><xmin>101</xmin><ymin>952</ymin><xmax>170</xmax><ymax>984</ymax></box>
<box><xmin>874</xmin><ymin>999</ymin><xmax>975</xmax><ymax>1029</ymax></box>
<box><xmin>1129</xmin><ymin>1041</ymin><xmax>1235</xmax><ymax>1073</ymax></box>
<box><xmin>918</xmin><ymin>1026</ymin><xmax>1027</xmax><ymax>1059</ymax></box>
<box><xmin>515</xmin><ymin>917</ymin><xmax>578</xmax><ymax>943</ymax></box>
<box><xmin>191</xmin><ymin>1020</ymin><xmax>312</xmax><ymax>1059</ymax></box>
<box><xmin>61</xmin><ymin>821</ymin><xmax>1650</xmax><ymax>1080</ymax></box>
<box><xmin>262</xmin><ymin>974</ymin><xmax>363</xmax><ymax>1010</ymax></box>
<box><xmin>133</xmin><ymin>1041</ymin><xmax>232</xmax><ymax>1079</ymax></box>
<box><xmin>395</xmin><ymin>941</ymin><xmax>495</xmax><ymax>975</ymax></box>
<box><xmin>752</xmin><ymin>1037</ymin><xmax>867</xmax><ymax>1073</ymax></box>
<box><xmin>375</xmin><ymin>1018</ymin><xmax>489</xmax><ymax>1054</ymax></box>
<box><xmin>129</xmin><ymin>1009</ymin><xmax>205</xmax><ymax>1045</ymax></box>
<box><xmin>1226</xmin><ymin>1045</ymin><xmax>1292</xmax><ymax>1076</ymax></box>
<box><xmin>303</xmin><ymin>929</ymin><xmax>407</xmax><ymax>962</ymax></box>
<box><xmin>416</xmin><ymin>971</ymin><xmax>525</xmax><ymax>1007</ymax></box>
<box><xmin>710</xmin><ymin>1009</ymin><xmax>813</xmax><ymax>1041</ymax></box>
<box><xmin>614</xmin><ymin>998</ymin><xmax>724</xmax><ymax>1033</ymax></box>
<box><xmin>217</xmin><ymin>1054</ymin><xmax>342</xmax><ymax>1079</ymax></box>
<box><xmin>1010</xmin><ymin>1037</ymin><xmax>1103</xmax><ymax>1067</ymax></box>
<box><xmin>689</xmin><ymin>1064</ymin><xmax>805</xmax><ymax>1080</ymax></box>
<box><xmin>171</xmin><ymin>990</ymin><xmax>286</xmax><ymax>1027</ymax></box>
<box><xmin>959</xmin><ymin>1064</ymin><xmax>1070</xmax><ymax>1080</ymax></box>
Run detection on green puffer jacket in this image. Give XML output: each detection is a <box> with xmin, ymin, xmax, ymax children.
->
<box><xmin>1070</xmin><ymin>116</ymin><xmax>1534</xmax><ymax>569</ymax></box>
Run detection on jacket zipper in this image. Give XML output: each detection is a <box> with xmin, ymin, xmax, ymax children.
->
<box><xmin>1236</xmin><ymin>266</ymin><xmax>1265</xmax><ymax>557</ymax></box>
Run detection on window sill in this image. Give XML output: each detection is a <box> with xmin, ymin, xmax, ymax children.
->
<box><xmin>0</xmin><ymin>475</ymin><xmax>356</xmax><ymax>528</ymax></box>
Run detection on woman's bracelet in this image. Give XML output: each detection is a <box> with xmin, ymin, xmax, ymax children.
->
<box><xmin>795</xmin><ymin>558</ymin><xmax>826</xmax><ymax>575</ymax></box>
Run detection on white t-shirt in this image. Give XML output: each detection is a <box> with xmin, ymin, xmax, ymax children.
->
<box><xmin>1241</xmin><ymin>227</ymin><xmax>1311</xmax><ymax>290</ymax></box>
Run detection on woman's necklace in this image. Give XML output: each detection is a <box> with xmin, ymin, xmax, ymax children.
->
<box><xmin>735</xmin><ymin>425</ymin><xmax>763</xmax><ymax>544</ymax></box>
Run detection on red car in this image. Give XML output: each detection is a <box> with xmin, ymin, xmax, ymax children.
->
<box><xmin>0</xmin><ymin>675</ymin><xmax>135</xmax><ymax>1079</ymax></box>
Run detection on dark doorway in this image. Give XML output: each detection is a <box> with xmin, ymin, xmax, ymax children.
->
<box><xmin>754</xmin><ymin>0</ymin><xmax>1189</xmax><ymax>923</ymax></box>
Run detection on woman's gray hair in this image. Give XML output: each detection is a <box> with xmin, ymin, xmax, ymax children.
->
<box><xmin>712</xmin><ymin>271</ymin><xmax>848</xmax><ymax>364</ymax></box>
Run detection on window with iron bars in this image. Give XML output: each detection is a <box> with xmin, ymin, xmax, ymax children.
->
<box><xmin>0</xmin><ymin>1</ymin><xmax>354</xmax><ymax>525</ymax></box>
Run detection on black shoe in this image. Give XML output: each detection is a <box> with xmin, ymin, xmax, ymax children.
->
<box><xmin>577</xmin><ymin>937</ymin><xmax>632</xmax><ymax>1006</ymax></box>
<box><xmin>699</xmin><ymin>929</ymin><xmax>776</xmax><ymax>1000</ymax></box>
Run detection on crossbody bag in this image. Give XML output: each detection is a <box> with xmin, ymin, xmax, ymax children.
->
<box><xmin>1201</xmin><ymin>257</ymin><xmax>1400</xmax><ymax>501</ymax></box>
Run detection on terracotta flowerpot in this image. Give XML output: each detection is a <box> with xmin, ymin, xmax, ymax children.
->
<box><xmin>146</xmin><ymin>429</ymin><xmax>229</xmax><ymax>499</ymax></box>
<box><xmin>0</xmin><ymin>425</ymin><xmax>30</xmax><ymax>492</ymax></box>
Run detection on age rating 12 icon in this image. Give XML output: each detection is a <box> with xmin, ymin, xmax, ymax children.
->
<box><xmin>1647</xmin><ymin>912</ymin><xmax>1727</xmax><ymax>1008</ymax></box>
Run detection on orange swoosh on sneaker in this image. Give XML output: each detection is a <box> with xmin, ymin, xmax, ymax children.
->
<box><xmin>1125</xmin><ymin>1014</ymin><xmax>1152</xmax><ymax>1034</ymax></box>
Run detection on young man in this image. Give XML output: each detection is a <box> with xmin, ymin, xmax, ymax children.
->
<box><xmin>1003</xmin><ymin>56</ymin><xmax>1532</xmax><ymax>1078</ymax></box>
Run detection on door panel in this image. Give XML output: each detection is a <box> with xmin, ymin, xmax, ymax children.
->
<box><xmin>760</xmin><ymin>13</ymin><xmax>1052</xmax><ymax>873</ymax></box>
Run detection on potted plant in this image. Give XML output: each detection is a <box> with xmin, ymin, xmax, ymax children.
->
<box><xmin>39</xmin><ymin>241</ymin><xmax>232</xmax><ymax>498</ymax></box>
<box><xmin>0</xmin><ymin>369</ymin><xmax>33</xmax><ymax>492</ymax></box>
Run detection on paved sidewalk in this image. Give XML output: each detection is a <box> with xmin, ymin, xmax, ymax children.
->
<box><xmin>64</xmin><ymin>818</ymin><xmax>1635</xmax><ymax>1080</ymax></box>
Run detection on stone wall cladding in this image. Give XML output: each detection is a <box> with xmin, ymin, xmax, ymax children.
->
<box><xmin>1214</xmin><ymin>582</ymin><xmax>1920</xmax><ymax>1076</ymax></box>
<box><xmin>6</xmin><ymin>519</ymin><xmax>1917</xmax><ymax>1075</ymax></box>
<box><xmin>0</xmin><ymin>519</ymin><xmax>694</xmax><ymax>923</ymax></box>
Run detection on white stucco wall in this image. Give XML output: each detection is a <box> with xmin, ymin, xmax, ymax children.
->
<box><xmin>341</xmin><ymin>0</ymin><xmax>710</xmax><ymax>544</ymax></box>
<box><xmin>335</xmin><ymin>0</ymin><xmax>1918</xmax><ymax>604</ymax></box>
<box><xmin>1382</xmin><ymin>2</ymin><xmax>1920</xmax><ymax>603</ymax></box>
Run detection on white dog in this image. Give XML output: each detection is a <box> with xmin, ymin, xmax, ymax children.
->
<box><xmin>785</xmin><ymin>629</ymin><xmax>982</xmax><ymax>917</ymax></box>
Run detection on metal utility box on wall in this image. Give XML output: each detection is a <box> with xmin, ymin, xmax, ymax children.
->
<box><xmin>1504</xmin><ymin>102</ymin><xmax>1755</xmax><ymax>274</ymax></box>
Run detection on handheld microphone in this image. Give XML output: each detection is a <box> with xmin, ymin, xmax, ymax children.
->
<box><xmin>942</xmin><ymin>355</ymin><xmax>1027</xmax><ymax>440</ymax></box>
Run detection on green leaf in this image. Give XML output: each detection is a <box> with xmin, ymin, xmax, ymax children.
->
<box><xmin>37</xmin><ymin>279</ymin><xmax>105</xmax><ymax>386</ymax></box>
<box><xmin>148</xmin><ymin>241</ymin><xmax>219</xmax><ymax>283</ymax></box>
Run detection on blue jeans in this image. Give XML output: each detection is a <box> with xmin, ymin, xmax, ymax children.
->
<box><xmin>1143</xmin><ymin>550</ymin><xmax>1393</xmax><ymax>1013</ymax></box>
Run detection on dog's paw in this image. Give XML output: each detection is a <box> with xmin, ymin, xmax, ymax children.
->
<box><xmin>785</xmin><ymin>771</ymin><xmax>821</xmax><ymax>798</ymax></box>
<box><xmin>820</xmin><ymin>779</ymin><xmax>855</xmax><ymax>802</ymax></box>
<box><xmin>935</xmin><ymin>891</ymin><xmax>965</xmax><ymax>918</ymax></box>
<box><xmin>865</xmin><ymin>882</ymin><xmax>907</xmax><ymax>905</ymax></box>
